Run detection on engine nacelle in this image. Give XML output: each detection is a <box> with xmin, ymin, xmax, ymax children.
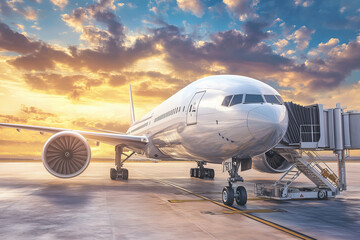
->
<box><xmin>252</xmin><ymin>150</ymin><xmax>292</xmax><ymax>173</ymax></box>
<box><xmin>42</xmin><ymin>131</ymin><xmax>91</xmax><ymax>178</ymax></box>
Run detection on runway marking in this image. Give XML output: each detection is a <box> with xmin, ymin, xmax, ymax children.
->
<box><xmin>168</xmin><ymin>199</ymin><xmax>207</xmax><ymax>203</ymax></box>
<box><xmin>153</xmin><ymin>178</ymin><xmax>316</xmax><ymax>240</ymax></box>
<box><xmin>221</xmin><ymin>208</ymin><xmax>286</xmax><ymax>214</ymax></box>
<box><xmin>169</xmin><ymin>198</ymin><xmax>273</xmax><ymax>203</ymax></box>
<box><xmin>201</xmin><ymin>209</ymin><xmax>286</xmax><ymax>215</ymax></box>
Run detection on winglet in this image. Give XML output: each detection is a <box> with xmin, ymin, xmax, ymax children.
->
<box><xmin>129</xmin><ymin>84</ymin><xmax>136</xmax><ymax>125</ymax></box>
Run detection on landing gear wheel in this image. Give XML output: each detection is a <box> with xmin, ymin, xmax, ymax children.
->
<box><xmin>191</xmin><ymin>168</ymin><xmax>196</xmax><ymax>177</ymax></box>
<box><xmin>199</xmin><ymin>169</ymin><xmax>205</xmax><ymax>179</ymax></box>
<box><xmin>222</xmin><ymin>186</ymin><xmax>234</xmax><ymax>206</ymax></box>
<box><xmin>209</xmin><ymin>169</ymin><xmax>215</xmax><ymax>179</ymax></box>
<box><xmin>122</xmin><ymin>168</ymin><xmax>129</xmax><ymax>180</ymax></box>
<box><xmin>195</xmin><ymin>168</ymin><xmax>199</xmax><ymax>178</ymax></box>
<box><xmin>110</xmin><ymin>168</ymin><xmax>117</xmax><ymax>180</ymax></box>
<box><xmin>318</xmin><ymin>190</ymin><xmax>328</xmax><ymax>200</ymax></box>
<box><xmin>235</xmin><ymin>186</ymin><xmax>247</xmax><ymax>205</ymax></box>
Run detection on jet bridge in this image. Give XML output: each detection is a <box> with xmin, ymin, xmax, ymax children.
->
<box><xmin>256</xmin><ymin>102</ymin><xmax>360</xmax><ymax>200</ymax></box>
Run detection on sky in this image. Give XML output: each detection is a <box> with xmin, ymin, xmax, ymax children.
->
<box><xmin>0</xmin><ymin>0</ymin><xmax>359</xmax><ymax>157</ymax></box>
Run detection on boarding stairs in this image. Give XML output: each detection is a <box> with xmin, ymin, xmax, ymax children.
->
<box><xmin>256</xmin><ymin>150</ymin><xmax>339</xmax><ymax>200</ymax></box>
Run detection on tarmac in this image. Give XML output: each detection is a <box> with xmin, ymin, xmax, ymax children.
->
<box><xmin>0</xmin><ymin>160</ymin><xmax>360</xmax><ymax>239</ymax></box>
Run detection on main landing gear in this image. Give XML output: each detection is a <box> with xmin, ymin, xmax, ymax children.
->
<box><xmin>222</xmin><ymin>157</ymin><xmax>247</xmax><ymax>206</ymax></box>
<box><xmin>110</xmin><ymin>145</ymin><xmax>135</xmax><ymax>180</ymax></box>
<box><xmin>190</xmin><ymin>161</ymin><xmax>215</xmax><ymax>179</ymax></box>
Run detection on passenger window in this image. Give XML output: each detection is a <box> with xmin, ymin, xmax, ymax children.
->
<box><xmin>244</xmin><ymin>94</ymin><xmax>264</xmax><ymax>104</ymax></box>
<box><xmin>276</xmin><ymin>95</ymin><xmax>284</xmax><ymax>104</ymax></box>
<box><xmin>222</xmin><ymin>95</ymin><xmax>233</xmax><ymax>107</ymax></box>
<box><xmin>264</xmin><ymin>95</ymin><xmax>281</xmax><ymax>104</ymax></box>
<box><xmin>229</xmin><ymin>94</ymin><xmax>243</xmax><ymax>106</ymax></box>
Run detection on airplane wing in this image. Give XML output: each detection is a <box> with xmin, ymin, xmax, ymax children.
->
<box><xmin>0</xmin><ymin>123</ymin><xmax>148</xmax><ymax>151</ymax></box>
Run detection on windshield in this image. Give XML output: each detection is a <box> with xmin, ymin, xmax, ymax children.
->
<box><xmin>264</xmin><ymin>95</ymin><xmax>281</xmax><ymax>104</ymax></box>
<box><xmin>229</xmin><ymin>94</ymin><xmax>243</xmax><ymax>106</ymax></box>
<box><xmin>244</xmin><ymin>94</ymin><xmax>264</xmax><ymax>104</ymax></box>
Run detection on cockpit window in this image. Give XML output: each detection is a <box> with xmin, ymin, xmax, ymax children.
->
<box><xmin>264</xmin><ymin>95</ymin><xmax>281</xmax><ymax>105</ymax></box>
<box><xmin>222</xmin><ymin>95</ymin><xmax>233</xmax><ymax>106</ymax></box>
<box><xmin>229</xmin><ymin>94</ymin><xmax>243</xmax><ymax>106</ymax></box>
<box><xmin>244</xmin><ymin>94</ymin><xmax>264</xmax><ymax>104</ymax></box>
<box><xmin>276</xmin><ymin>95</ymin><xmax>284</xmax><ymax>104</ymax></box>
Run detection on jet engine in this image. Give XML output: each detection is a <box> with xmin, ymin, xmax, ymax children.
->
<box><xmin>42</xmin><ymin>131</ymin><xmax>91</xmax><ymax>178</ymax></box>
<box><xmin>252</xmin><ymin>150</ymin><xmax>292</xmax><ymax>173</ymax></box>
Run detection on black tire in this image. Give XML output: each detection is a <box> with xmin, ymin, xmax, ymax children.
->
<box><xmin>110</xmin><ymin>168</ymin><xmax>117</xmax><ymax>180</ymax></box>
<box><xmin>235</xmin><ymin>186</ymin><xmax>247</xmax><ymax>205</ymax></box>
<box><xmin>209</xmin><ymin>169</ymin><xmax>215</xmax><ymax>179</ymax></box>
<box><xmin>318</xmin><ymin>190</ymin><xmax>328</xmax><ymax>200</ymax></box>
<box><xmin>199</xmin><ymin>169</ymin><xmax>205</xmax><ymax>179</ymax></box>
<box><xmin>122</xmin><ymin>168</ymin><xmax>129</xmax><ymax>180</ymax></box>
<box><xmin>195</xmin><ymin>168</ymin><xmax>199</xmax><ymax>178</ymax></box>
<box><xmin>222</xmin><ymin>186</ymin><xmax>234</xmax><ymax>206</ymax></box>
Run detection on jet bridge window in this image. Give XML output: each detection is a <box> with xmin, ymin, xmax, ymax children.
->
<box><xmin>244</xmin><ymin>94</ymin><xmax>264</xmax><ymax>104</ymax></box>
<box><xmin>264</xmin><ymin>95</ymin><xmax>281</xmax><ymax>105</ymax></box>
<box><xmin>222</xmin><ymin>95</ymin><xmax>233</xmax><ymax>106</ymax></box>
<box><xmin>229</xmin><ymin>94</ymin><xmax>243</xmax><ymax>106</ymax></box>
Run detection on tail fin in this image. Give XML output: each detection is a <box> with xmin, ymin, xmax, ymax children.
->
<box><xmin>129</xmin><ymin>84</ymin><xmax>136</xmax><ymax>125</ymax></box>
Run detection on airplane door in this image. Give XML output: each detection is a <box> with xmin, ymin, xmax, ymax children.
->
<box><xmin>186</xmin><ymin>91</ymin><xmax>205</xmax><ymax>125</ymax></box>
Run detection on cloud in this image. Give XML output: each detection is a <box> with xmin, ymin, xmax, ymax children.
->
<box><xmin>6</xmin><ymin>1</ymin><xmax>38</xmax><ymax>20</ymax></box>
<box><xmin>107</xmin><ymin>71</ymin><xmax>188</xmax><ymax>97</ymax></box>
<box><xmin>289</xmin><ymin>25</ymin><xmax>315</xmax><ymax>50</ymax></box>
<box><xmin>0</xmin><ymin>21</ymin><xmax>41</xmax><ymax>54</ymax></box>
<box><xmin>20</xmin><ymin>105</ymin><xmax>57</xmax><ymax>121</ymax></box>
<box><xmin>0</xmin><ymin>0</ymin><xmax>13</xmax><ymax>17</ymax></box>
<box><xmin>274</xmin><ymin>39</ymin><xmax>289</xmax><ymax>49</ymax></box>
<box><xmin>108</xmin><ymin>74</ymin><xmax>128</xmax><ymax>86</ymax></box>
<box><xmin>176</xmin><ymin>0</ymin><xmax>205</xmax><ymax>17</ymax></box>
<box><xmin>72</xmin><ymin>118</ymin><xmax>129</xmax><ymax>132</ymax></box>
<box><xmin>8</xmin><ymin>44</ymin><xmax>73</xmax><ymax>71</ymax></box>
<box><xmin>14</xmin><ymin>23</ymin><xmax>24</xmax><ymax>31</ymax></box>
<box><xmin>151</xmin><ymin>20</ymin><xmax>289</xmax><ymax>75</ymax></box>
<box><xmin>0</xmin><ymin>105</ymin><xmax>57</xmax><ymax>123</ymax></box>
<box><xmin>294</xmin><ymin>0</ymin><xmax>313</xmax><ymax>7</ymax></box>
<box><xmin>308</xmin><ymin>38</ymin><xmax>340</xmax><ymax>57</ymax></box>
<box><xmin>0</xmin><ymin>114</ymin><xmax>27</xmax><ymax>123</ymax></box>
<box><xmin>17</xmin><ymin>6</ymin><xmax>37</xmax><ymax>20</ymax></box>
<box><xmin>23</xmin><ymin>73</ymin><xmax>103</xmax><ymax>100</ymax></box>
<box><xmin>223</xmin><ymin>0</ymin><xmax>258</xmax><ymax>21</ymax></box>
<box><xmin>134</xmin><ymin>81</ymin><xmax>175</xmax><ymax>99</ymax></box>
<box><xmin>305</xmin><ymin>36</ymin><xmax>360</xmax><ymax>89</ymax></box>
<box><xmin>50</xmin><ymin>0</ymin><xmax>68</xmax><ymax>9</ymax></box>
<box><xmin>1</xmin><ymin>18</ymin><xmax>157</xmax><ymax>72</ymax></box>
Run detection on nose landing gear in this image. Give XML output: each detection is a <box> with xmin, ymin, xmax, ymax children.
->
<box><xmin>222</xmin><ymin>157</ymin><xmax>248</xmax><ymax>206</ymax></box>
<box><xmin>190</xmin><ymin>161</ymin><xmax>215</xmax><ymax>179</ymax></box>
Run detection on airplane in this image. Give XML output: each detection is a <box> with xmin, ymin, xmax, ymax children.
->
<box><xmin>0</xmin><ymin>75</ymin><xmax>290</xmax><ymax>206</ymax></box>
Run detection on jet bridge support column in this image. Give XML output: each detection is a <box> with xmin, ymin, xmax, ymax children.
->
<box><xmin>334</xmin><ymin>103</ymin><xmax>346</xmax><ymax>191</ymax></box>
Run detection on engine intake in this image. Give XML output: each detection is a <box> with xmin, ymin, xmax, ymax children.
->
<box><xmin>252</xmin><ymin>150</ymin><xmax>292</xmax><ymax>173</ymax></box>
<box><xmin>42</xmin><ymin>131</ymin><xmax>91</xmax><ymax>178</ymax></box>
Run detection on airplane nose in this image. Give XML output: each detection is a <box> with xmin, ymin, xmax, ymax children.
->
<box><xmin>247</xmin><ymin>105</ymin><xmax>288</xmax><ymax>142</ymax></box>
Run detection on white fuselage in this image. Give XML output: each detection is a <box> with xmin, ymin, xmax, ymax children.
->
<box><xmin>127</xmin><ymin>75</ymin><xmax>288</xmax><ymax>164</ymax></box>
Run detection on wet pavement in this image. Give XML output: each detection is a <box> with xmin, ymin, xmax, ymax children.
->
<box><xmin>0</xmin><ymin>160</ymin><xmax>359</xmax><ymax>239</ymax></box>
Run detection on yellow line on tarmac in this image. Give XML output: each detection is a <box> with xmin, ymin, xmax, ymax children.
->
<box><xmin>169</xmin><ymin>199</ymin><xmax>273</xmax><ymax>203</ymax></box>
<box><xmin>153</xmin><ymin>178</ymin><xmax>316</xmax><ymax>240</ymax></box>
<box><xmin>168</xmin><ymin>199</ymin><xmax>207</xmax><ymax>203</ymax></box>
<box><xmin>222</xmin><ymin>208</ymin><xmax>285</xmax><ymax>214</ymax></box>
